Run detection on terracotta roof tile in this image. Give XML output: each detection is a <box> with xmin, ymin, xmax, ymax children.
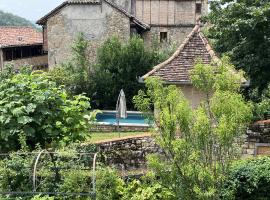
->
<box><xmin>142</xmin><ymin>24</ymin><xmax>218</xmax><ymax>84</ymax></box>
<box><xmin>0</xmin><ymin>27</ymin><xmax>42</xmax><ymax>48</ymax></box>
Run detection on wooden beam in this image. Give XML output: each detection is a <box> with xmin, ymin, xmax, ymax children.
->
<box><xmin>0</xmin><ymin>49</ymin><xmax>4</xmax><ymax>70</ymax></box>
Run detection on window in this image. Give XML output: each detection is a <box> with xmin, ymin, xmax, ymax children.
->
<box><xmin>196</xmin><ymin>3</ymin><xmax>202</xmax><ymax>14</ymax></box>
<box><xmin>160</xmin><ymin>32</ymin><xmax>168</xmax><ymax>43</ymax></box>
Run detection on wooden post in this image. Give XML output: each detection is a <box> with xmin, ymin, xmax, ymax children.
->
<box><xmin>0</xmin><ymin>48</ymin><xmax>4</xmax><ymax>70</ymax></box>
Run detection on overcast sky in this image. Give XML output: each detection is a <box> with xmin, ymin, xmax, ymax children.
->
<box><xmin>0</xmin><ymin>0</ymin><xmax>65</xmax><ymax>22</ymax></box>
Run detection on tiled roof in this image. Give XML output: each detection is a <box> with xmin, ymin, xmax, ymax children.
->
<box><xmin>0</xmin><ymin>27</ymin><xmax>43</xmax><ymax>48</ymax></box>
<box><xmin>36</xmin><ymin>0</ymin><xmax>150</xmax><ymax>30</ymax></box>
<box><xmin>142</xmin><ymin>24</ymin><xmax>219</xmax><ymax>84</ymax></box>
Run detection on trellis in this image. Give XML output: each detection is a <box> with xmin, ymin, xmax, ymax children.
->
<box><xmin>0</xmin><ymin>150</ymin><xmax>98</xmax><ymax>199</ymax></box>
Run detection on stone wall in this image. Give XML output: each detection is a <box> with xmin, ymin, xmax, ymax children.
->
<box><xmin>91</xmin><ymin>124</ymin><xmax>150</xmax><ymax>132</ymax></box>
<box><xmin>94</xmin><ymin>123</ymin><xmax>270</xmax><ymax>171</ymax></box>
<box><xmin>46</xmin><ymin>2</ymin><xmax>130</xmax><ymax>67</ymax></box>
<box><xmin>142</xmin><ymin>26</ymin><xmax>194</xmax><ymax>47</ymax></box>
<box><xmin>96</xmin><ymin>135</ymin><xmax>162</xmax><ymax>170</ymax></box>
<box><xmin>242</xmin><ymin>122</ymin><xmax>270</xmax><ymax>158</ymax></box>
<box><xmin>4</xmin><ymin>55</ymin><xmax>48</xmax><ymax>69</ymax></box>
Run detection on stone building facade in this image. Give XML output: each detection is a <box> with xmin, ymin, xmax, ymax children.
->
<box><xmin>37</xmin><ymin>0</ymin><xmax>208</xmax><ymax>67</ymax></box>
<box><xmin>0</xmin><ymin>27</ymin><xmax>48</xmax><ymax>70</ymax></box>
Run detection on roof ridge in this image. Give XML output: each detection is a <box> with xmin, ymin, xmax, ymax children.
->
<box><xmin>198</xmin><ymin>31</ymin><xmax>219</xmax><ymax>63</ymax></box>
<box><xmin>142</xmin><ymin>24</ymin><xmax>201</xmax><ymax>80</ymax></box>
<box><xmin>36</xmin><ymin>0</ymin><xmax>150</xmax><ymax>30</ymax></box>
<box><xmin>103</xmin><ymin>0</ymin><xmax>150</xmax><ymax>30</ymax></box>
<box><xmin>37</xmin><ymin>0</ymin><xmax>101</xmax><ymax>25</ymax></box>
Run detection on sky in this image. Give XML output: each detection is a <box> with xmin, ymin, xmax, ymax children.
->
<box><xmin>0</xmin><ymin>0</ymin><xmax>66</xmax><ymax>22</ymax></box>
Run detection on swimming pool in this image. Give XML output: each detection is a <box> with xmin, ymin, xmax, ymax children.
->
<box><xmin>96</xmin><ymin>111</ymin><xmax>149</xmax><ymax>126</ymax></box>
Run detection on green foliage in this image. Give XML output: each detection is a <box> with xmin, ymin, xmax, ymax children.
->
<box><xmin>0</xmin><ymin>10</ymin><xmax>35</xmax><ymax>27</ymax></box>
<box><xmin>92</xmin><ymin>36</ymin><xmax>169</xmax><ymax>109</ymax></box>
<box><xmin>253</xmin><ymin>84</ymin><xmax>270</xmax><ymax>120</ymax></box>
<box><xmin>0</xmin><ymin>153</ymin><xmax>33</xmax><ymax>192</ymax></box>
<box><xmin>96</xmin><ymin>167</ymin><xmax>124</xmax><ymax>200</ymax></box>
<box><xmin>31</xmin><ymin>195</ymin><xmax>55</xmax><ymax>200</ymax></box>
<box><xmin>50</xmin><ymin>35</ymin><xmax>173</xmax><ymax>110</ymax></box>
<box><xmin>133</xmin><ymin>57</ymin><xmax>252</xmax><ymax>199</ymax></box>
<box><xmin>221</xmin><ymin>157</ymin><xmax>270</xmax><ymax>200</ymax></box>
<box><xmin>121</xmin><ymin>172</ymin><xmax>174</xmax><ymax>200</ymax></box>
<box><xmin>205</xmin><ymin>0</ymin><xmax>270</xmax><ymax>93</ymax></box>
<box><xmin>0</xmin><ymin>150</ymin><xmax>95</xmax><ymax>199</ymax></box>
<box><xmin>0</xmin><ymin>72</ymin><xmax>91</xmax><ymax>152</ymax></box>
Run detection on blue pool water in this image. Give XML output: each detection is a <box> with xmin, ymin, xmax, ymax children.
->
<box><xmin>96</xmin><ymin>112</ymin><xmax>149</xmax><ymax>125</ymax></box>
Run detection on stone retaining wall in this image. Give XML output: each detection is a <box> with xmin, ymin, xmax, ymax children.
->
<box><xmin>91</xmin><ymin>124</ymin><xmax>149</xmax><ymax>132</ymax></box>
<box><xmin>242</xmin><ymin>122</ymin><xmax>270</xmax><ymax>158</ymax></box>
<box><xmin>95</xmin><ymin>122</ymin><xmax>270</xmax><ymax>170</ymax></box>
<box><xmin>96</xmin><ymin>135</ymin><xmax>161</xmax><ymax>170</ymax></box>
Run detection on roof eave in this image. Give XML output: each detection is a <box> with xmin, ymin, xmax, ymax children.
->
<box><xmin>0</xmin><ymin>43</ymin><xmax>43</xmax><ymax>49</ymax></box>
<box><xmin>36</xmin><ymin>2</ymin><xmax>68</xmax><ymax>25</ymax></box>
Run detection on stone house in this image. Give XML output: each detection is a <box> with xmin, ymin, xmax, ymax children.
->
<box><xmin>0</xmin><ymin>27</ymin><xmax>48</xmax><ymax>70</ymax></box>
<box><xmin>37</xmin><ymin>0</ymin><xmax>208</xmax><ymax>67</ymax></box>
<box><xmin>141</xmin><ymin>24</ymin><xmax>218</xmax><ymax>108</ymax></box>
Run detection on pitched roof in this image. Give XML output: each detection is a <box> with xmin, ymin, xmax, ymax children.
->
<box><xmin>36</xmin><ymin>0</ymin><xmax>101</xmax><ymax>25</ymax></box>
<box><xmin>0</xmin><ymin>27</ymin><xmax>43</xmax><ymax>48</ymax></box>
<box><xmin>142</xmin><ymin>24</ymin><xmax>219</xmax><ymax>84</ymax></box>
<box><xmin>36</xmin><ymin>0</ymin><xmax>150</xmax><ymax>30</ymax></box>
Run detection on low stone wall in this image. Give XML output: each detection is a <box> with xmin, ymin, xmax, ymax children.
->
<box><xmin>96</xmin><ymin>135</ymin><xmax>162</xmax><ymax>170</ymax></box>
<box><xmin>95</xmin><ymin>121</ymin><xmax>270</xmax><ymax>170</ymax></box>
<box><xmin>91</xmin><ymin>124</ymin><xmax>149</xmax><ymax>132</ymax></box>
<box><xmin>4</xmin><ymin>55</ymin><xmax>48</xmax><ymax>68</ymax></box>
<box><xmin>242</xmin><ymin>121</ymin><xmax>270</xmax><ymax>157</ymax></box>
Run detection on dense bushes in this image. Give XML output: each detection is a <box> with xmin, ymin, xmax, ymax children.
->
<box><xmin>91</xmin><ymin>36</ymin><xmax>171</xmax><ymax>109</ymax></box>
<box><xmin>253</xmin><ymin>84</ymin><xmax>270</xmax><ymax>120</ymax></box>
<box><xmin>49</xmin><ymin>35</ymin><xmax>174</xmax><ymax>110</ymax></box>
<box><xmin>0</xmin><ymin>71</ymin><xmax>91</xmax><ymax>152</ymax></box>
<box><xmin>0</xmin><ymin>152</ymin><xmax>173</xmax><ymax>200</ymax></box>
<box><xmin>222</xmin><ymin>157</ymin><xmax>270</xmax><ymax>200</ymax></box>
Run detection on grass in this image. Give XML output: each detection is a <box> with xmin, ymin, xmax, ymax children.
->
<box><xmin>89</xmin><ymin>132</ymin><xmax>149</xmax><ymax>143</ymax></box>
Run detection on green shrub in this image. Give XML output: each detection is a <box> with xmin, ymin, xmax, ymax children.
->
<box><xmin>31</xmin><ymin>195</ymin><xmax>55</xmax><ymax>200</ymax></box>
<box><xmin>121</xmin><ymin>172</ymin><xmax>174</xmax><ymax>200</ymax></box>
<box><xmin>0</xmin><ymin>150</ymin><xmax>95</xmax><ymax>200</ymax></box>
<box><xmin>0</xmin><ymin>72</ymin><xmax>91</xmax><ymax>152</ymax></box>
<box><xmin>96</xmin><ymin>167</ymin><xmax>124</xmax><ymax>200</ymax></box>
<box><xmin>253</xmin><ymin>84</ymin><xmax>270</xmax><ymax>120</ymax></box>
<box><xmin>0</xmin><ymin>153</ymin><xmax>33</xmax><ymax>192</ymax></box>
<box><xmin>222</xmin><ymin>157</ymin><xmax>270</xmax><ymax>200</ymax></box>
<box><xmin>49</xmin><ymin>34</ymin><xmax>174</xmax><ymax>110</ymax></box>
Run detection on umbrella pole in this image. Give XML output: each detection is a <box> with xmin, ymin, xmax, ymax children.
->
<box><xmin>116</xmin><ymin>93</ymin><xmax>120</xmax><ymax>138</ymax></box>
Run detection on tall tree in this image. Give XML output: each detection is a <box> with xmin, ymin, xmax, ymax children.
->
<box><xmin>205</xmin><ymin>0</ymin><xmax>270</xmax><ymax>93</ymax></box>
<box><xmin>134</xmin><ymin>57</ymin><xmax>252</xmax><ymax>199</ymax></box>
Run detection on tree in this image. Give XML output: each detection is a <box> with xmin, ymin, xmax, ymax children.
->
<box><xmin>133</xmin><ymin>57</ymin><xmax>252</xmax><ymax>199</ymax></box>
<box><xmin>0</xmin><ymin>71</ymin><xmax>91</xmax><ymax>152</ymax></box>
<box><xmin>92</xmin><ymin>36</ymin><xmax>171</xmax><ymax>109</ymax></box>
<box><xmin>205</xmin><ymin>0</ymin><xmax>270</xmax><ymax>94</ymax></box>
<box><xmin>0</xmin><ymin>10</ymin><xmax>35</xmax><ymax>27</ymax></box>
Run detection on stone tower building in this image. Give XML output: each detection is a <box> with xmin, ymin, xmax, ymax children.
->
<box><xmin>37</xmin><ymin>0</ymin><xmax>208</xmax><ymax>67</ymax></box>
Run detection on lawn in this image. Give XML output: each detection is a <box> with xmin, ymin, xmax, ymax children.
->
<box><xmin>89</xmin><ymin>132</ymin><xmax>150</xmax><ymax>143</ymax></box>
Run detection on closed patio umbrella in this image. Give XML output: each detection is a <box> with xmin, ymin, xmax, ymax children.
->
<box><xmin>116</xmin><ymin>89</ymin><xmax>127</xmax><ymax>132</ymax></box>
